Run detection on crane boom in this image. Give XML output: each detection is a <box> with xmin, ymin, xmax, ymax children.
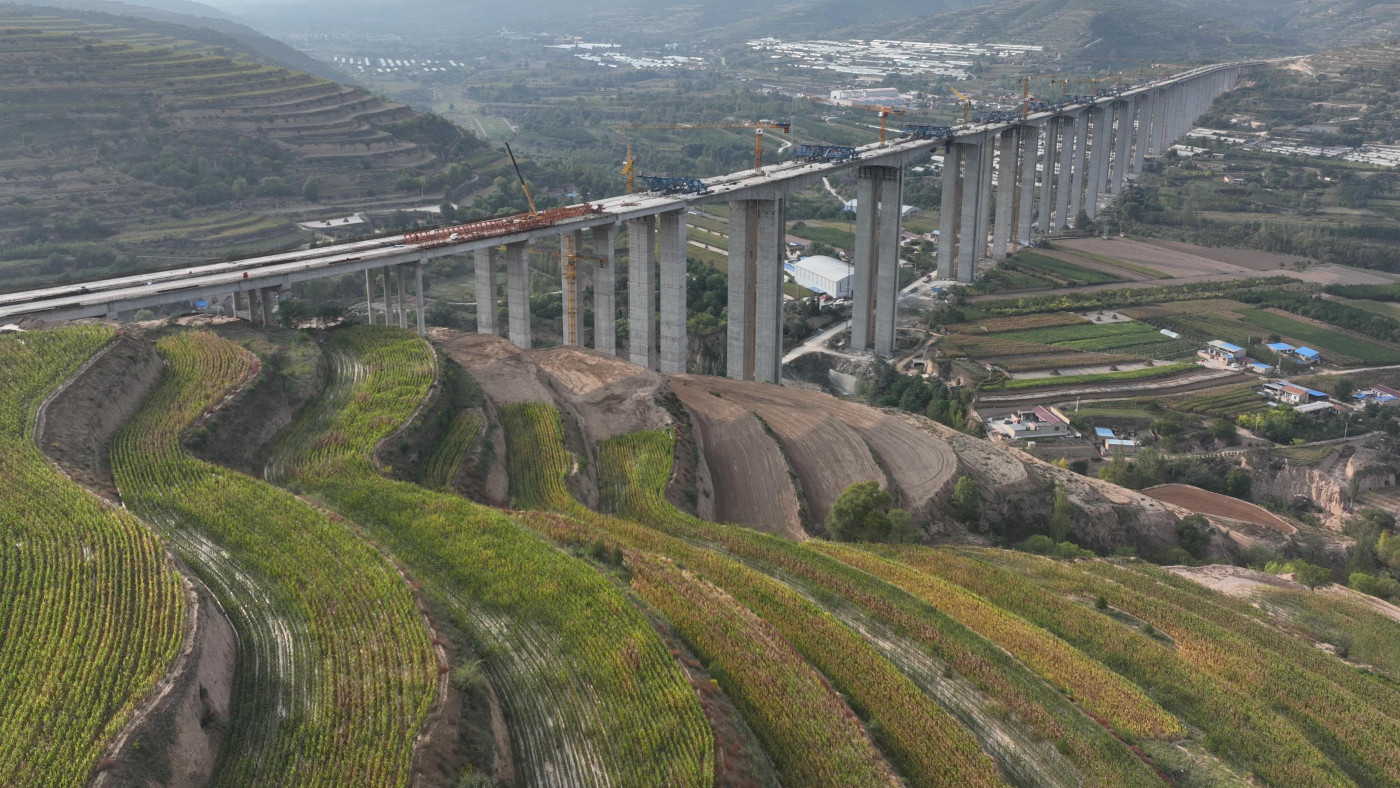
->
<box><xmin>950</xmin><ymin>87</ymin><xmax>972</xmax><ymax>125</ymax></box>
<box><xmin>504</xmin><ymin>143</ymin><xmax>538</xmax><ymax>218</ymax></box>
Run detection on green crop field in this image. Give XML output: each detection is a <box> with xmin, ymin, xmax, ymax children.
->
<box><xmin>1128</xmin><ymin>299</ymin><xmax>1400</xmax><ymax>366</ymax></box>
<box><xmin>983</xmin><ymin>251</ymin><xmax>1129</xmax><ymax>290</ymax></box>
<box><xmin>0</xmin><ymin>327</ymin><xmax>185</xmax><ymax>788</ymax></box>
<box><xmin>505</xmin><ymin>413</ymin><xmax>1010</xmax><ymax>788</ymax></box>
<box><xmin>112</xmin><ymin>331</ymin><xmax>437</xmax><ymax>785</ymax></box>
<box><xmin>268</xmin><ymin>328</ymin><xmax>714</xmax><ymax>788</ymax></box>
<box><xmin>17</xmin><ymin>320</ymin><xmax>1400</xmax><ymax>788</ymax></box>
<box><xmin>981</xmin><ymin>363</ymin><xmax>1197</xmax><ymax>390</ymax></box>
<box><xmin>1173</xmin><ymin>384</ymin><xmax>1273</xmax><ymax>418</ymax></box>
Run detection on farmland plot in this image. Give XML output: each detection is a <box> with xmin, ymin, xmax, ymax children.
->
<box><xmin>112</xmin><ymin>331</ymin><xmax>437</xmax><ymax>786</ymax></box>
<box><xmin>0</xmin><ymin>327</ymin><xmax>185</xmax><ymax>788</ymax></box>
<box><xmin>269</xmin><ymin>327</ymin><xmax>714</xmax><ymax>788</ymax></box>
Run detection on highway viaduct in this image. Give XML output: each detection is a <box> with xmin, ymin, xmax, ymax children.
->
<box><xmin>0</xmin><ymin>60</ymin><xmax>1258</xmax><ymax>384</ymax></box>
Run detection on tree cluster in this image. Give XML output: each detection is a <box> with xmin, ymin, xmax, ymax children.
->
<box><xmin>825</xmin><ymin>481</ymin><xmax>918</xmax><ymax>544</ymax></box>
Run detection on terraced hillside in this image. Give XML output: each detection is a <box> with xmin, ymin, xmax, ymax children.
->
<box><xmin>19</xmin><ymin>319</ymin><xmax>1400</xmax><ymax>787</ymax></box>
<box><xmin>0</xmin><ymin>8</ymin><xmax>486</xmax><ymax>291</ymax></box>
<box><xmin>266</xmin><ymin>327</ymin><xmax>716</xmax><ymax>788</ymax></box>
<box><xmin>0</xmin><ymin>326</ymin><xmax>186</xmax><ymax>787</ymax></box>
<box><xmin>110</xmin><ymin>330</ymin><xmax>438</xmax><ymax>786</ymax></box>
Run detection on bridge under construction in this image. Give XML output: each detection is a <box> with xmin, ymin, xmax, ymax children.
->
<box><xmin>0</xmin><ymin>60</ymin><xmax>1256</xmax><ymax>384</ymax></box>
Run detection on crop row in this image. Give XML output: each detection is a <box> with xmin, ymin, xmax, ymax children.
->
<box><xmin>527</xmin><ymin>510</ymin><xmax>896</xmax><ymax>787</ymax></box>
<box><xmin>593</xmin><ymin>430</ymin><xmax>1168</xmax><ymax>787</ymax></box>
<box><xmin>110</xmin><ymin>330</ymin><xmax>437</xmax><ymax>787</ymax></box>
<box><xmin>509</xmin><ymin>418</ymin><xmax>1007</xmax><ymax>788</ymax></box>
<box><xmin>0</xmin><ymin>326</ymin><xmax>186</xmax><ymax>788</ymax></box>
<box><xmin>1175</xmin><ymin>386</ymin><xmax>1272</xmax><ymax>417</ymax></box>
<box><xmin>269</xmin><ymin>328</ymin><xmax>714</xmax><ymax>788</ymax></box>
<box><xmin>946</xmin><ymin>312</ymin><xmax>1088</xmax><ymax>334</ymax></box>
<box><xmin>982</xmin><ymin>363</ymin><xmax>1197</xmax><ymax>390</ymax></box>
<box><xmin>900</xmin><ymin>547</ymin><xmax>1383</xmax><ymax>787</ymax></box>
<box><xmin>996</xmin><ymin>321</ymin><xmax>1159</xmax><ymax>346</ymax></box>
<box><xmin>420</xmin><ymin>409</ymin><xmax>481</xmax><ymax>490</ymax></box>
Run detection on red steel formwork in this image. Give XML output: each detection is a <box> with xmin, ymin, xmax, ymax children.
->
<box><xmin>404</xmin><ymin>204</ymin><xmax>605</xmax><ymax>249</ymax></box>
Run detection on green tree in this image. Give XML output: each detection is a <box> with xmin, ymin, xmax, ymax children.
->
<box><xmin>950</xmin><ymin>475</ymin><xmax>980</xmax><ymax>523</ymax></box>
<box><xmin>302</xmin><ymin>177</ymin><xmax>321</xmax><ymax>202</ymax></box>
<box><xmin>827</xmin><ymin>481</ymin><xmax>912</xmax><ymax>543</ymax></box>
<box><xmin>1293</xmin><ymin>561</ymin><xmax>1333</xmax><ymax>590</ymax></box>
<box><xmin>1175</xmin><ymin>513</ymin><xmax>1212</xmax><ymax>560</ymax></box>
<box><xmin>1224</xmin><ymin>467</ymin><xmax>1252</xmax><ymax>500</ymax></box>
<box><xmin>1333</xmin><ymin>376</ymin><xmax>1355</xmax><ymax>401</ymax></box>
<box><xmin>1209</xmin><ymin>417</ymin><xmax>1238</xmax><ymax>445</ymax></box>
<box><xmin>1049</xmin><ymin>484</ymin><xmax>1072</xmax><ymax>543</ymax></box>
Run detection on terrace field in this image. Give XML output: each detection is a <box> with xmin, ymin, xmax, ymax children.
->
<box><xmin>13</xmin><ymin>320</ymin><xmax>1400</xmax><ymax>787</ymax></box>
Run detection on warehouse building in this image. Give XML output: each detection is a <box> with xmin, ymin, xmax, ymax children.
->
<box><xmin>789</xmin><ymin>255</ymin><xmax>854</xmax><ymax>298</ymax></box>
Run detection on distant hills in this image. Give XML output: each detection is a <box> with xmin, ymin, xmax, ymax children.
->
<box><xmin>0</xmin><ymin>5</ymin><xmax>491</xmax><ymax>292</ymax></box>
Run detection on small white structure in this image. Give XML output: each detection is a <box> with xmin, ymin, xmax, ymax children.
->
<box><xmin>790</xmin><ymin>255</ymin><xmax>854</xmax><ymax>298</ymax></box>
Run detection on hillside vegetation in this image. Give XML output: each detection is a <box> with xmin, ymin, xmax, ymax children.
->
<box><xmin>110</xmin><ymin>329</ymin><xmax>438</xmax><ymax>785</ymax></box>
<box><xmin>0</xmin><ymin>326</ymin><xmax>185</xmax><ymax>787</ymax></box>
<box><xmin>266</xmin><ymin>327</ymin><xmax>715</xmax><ymax>787</ymax></box>
<box><xmin>0</xmin><ymin>7</ymin><xmax>487</xmax><ymax>292</ymax></box>
<box><xmin>16</xmin><ymin>320</ymin><xmax>1400</xmax><ymax>786</ymax></box>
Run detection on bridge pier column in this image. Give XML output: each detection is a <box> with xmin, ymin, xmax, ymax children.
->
<box><xmin>380</xmin><ymin>265</ymin><xmax>393</xmax><ymax>328</ymax></box>
<box><xmin>956</xmin><ymin>142</ymin><xmax>983</xmax><ymax>281</ymax></box>
<box><xmin>727</xmin><ymin>200</ymin><xmax>758</xmax><ymax>380</ymax></box>
<box><xmin>852</xmin><ymin>165</ymin><xmax>902</xmax><ymax>353</ymax></box>
<box><xmin>1016</xmin><ymin>123</ymin><xmax>1039</xmax><ymax>247</ymax></box>
<box><xmin>259</xmin><ymin>286</ymin><xmax>274</xmax><ymax>327</ymax></box>
<box><xmin>1039</xmin><ymin>119</ymin><xmax>1059</xmax><ymax>236</ymax></box>
<box><xmin>658</xmin><ymin>209</ymin><xmax>688</xmax><ymax>374</ymax></box>
<box><xmin>364</xmin><ymin>269</ymin><xmax>375</xmax><ymax>324</ymax></box>
<box><xmin>474</xmin><ymin>248</ymin><xmax>497</xmax><ymax>335</ymax></box>
<box><xmin>1054</xmin><ymin>115</ymin><xmax>1076</xmax><ymax>230</ymax></box>
<box><xmin>1086</xmin><ymin>105</ymin><xmax>1112</xmax><ymax>220</ymax></box>
<box><xmin>1152</xmin><ymin>89</ymin><xmax>1169</xmax><ymax>155</ymax></box>
<box><xmin>593</xmin><ymin>224</ymin><xmax>616</xmax><ymax>356</ymax></box>
<box><xmin>1132</xmin><ymin>95</ymin><xmax>1151</xmax><ymax>173</ymax></box>
<box><xmin>231</xmin><ymin>291</ymin><xmax>244</xmax><ymax>321</ymax></box>
<box><xmin>754</xmin><ymin>199</ymin><xmax>786</xmax><ymax>383</ymax></box>
<box><xmin>627</xmin><ymin>216</ymin><xmax>657</xmax><ymax>369</ymax></box>
<box><xmin>395</xmin><ymin>265</ymin><xmax>407</xmax><ymax>329</ymax></box>
<box><xmin>561</xmin><ymin>230</ymin><xmax>586</xmax><ymax>347</ymax></box>
<box><xmin>992</xmin><ymin>129</ymin><xmax>1017</xmax><ymax>259</ymax></box>
<box><xmin>415</xmin><ymin>261</ymin><xmax>426</xmax><ymax>337</ymax></box>
<box><xmin>1109</xmin><ymin>100</ymin><xmax>1131</xmax><ymax>193</ymax></box>
<box><xmin>936</xmin><ymin>145</ymin><xmax>961</xmax><ymax>280</ymax></box>
<box><xmin>505</xmin><ymin>241</ymin><xmax>530</xmax><ymax>349</ymax></box>
<box><xmin>972</xmin><ymin>131</ymin><xmax>995</xmax><ymax>263</ymax></box>
<box><xmin>1067</xmin><ymin>111</ymin><xmax>1088</xmax><ymax>225</ymax></box>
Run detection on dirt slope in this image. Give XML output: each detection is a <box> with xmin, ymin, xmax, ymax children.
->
<box><xmin>679</xmin><ymin>377</ymin><xmax>890</xmax><ymax>530</ymax></box>
<box><xmin>36</xmin><ymin>333</ymin><xmax>164</xmax><ymax>500</ymax></box>
<box><xmin>671</xmin><ymin>379</ymin><xmax>805</xmax><ymax>540</ymax></box>
<box><xmin>672</xmin><ymin>376</ymin><xmax>962</xmax><ymax>532</ymax></box>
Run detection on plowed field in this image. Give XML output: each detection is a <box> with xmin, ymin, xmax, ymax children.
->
<box><xmin>1141</xmin><ymin>484</ymin><xmax>1297</xmax><ymax>534</ymax></box>
<box><xmin>674</xmin><ymin>377</ymin><xmax>958</xmax><ymax>524</ymax></box>
<box><xmin>670</xmin><ymin>379</ymin><xmax>805</xmax><ymax>540</ymax></box>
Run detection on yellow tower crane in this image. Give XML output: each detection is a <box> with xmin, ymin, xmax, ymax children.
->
<box><xmin>521</xmin><ymin>237</ymin><xmax>609</xmax><ymax>345</ymax></box>
<box><xmin>950</xmin><ymin>87</ymin><xmax>973</xmax><ymax>125</ymax></box>
<box><xmin>861</xmin><ymin>105</ymin><xmax>904</xmax><ymax>146</ymax></box>
<box><xmin>617</xmin><ymin>120</ymin><xmax>792</xmax><ymax>189</ymax></box>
